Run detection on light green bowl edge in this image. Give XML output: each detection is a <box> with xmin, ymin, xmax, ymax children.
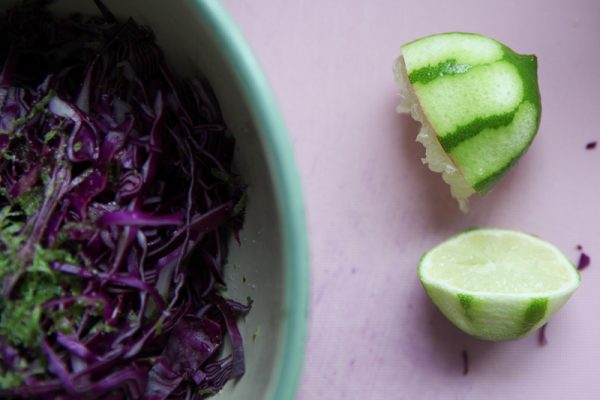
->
<box><xmin>193</xmin><ymin>1</ymin><xmax>309</xmax><ymax>399</ymax></box>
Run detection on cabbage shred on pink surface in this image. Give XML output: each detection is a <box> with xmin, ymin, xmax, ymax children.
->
<box><xmin>0</xmin><ymin>1</ymin><xmax>248</xmax><ymax>398</ymax></box>
<box><xmin>577</xmin><ymin>253</ymin><xmax>591</xmax><ymax>270</ymax></box>
<box><xmin>538</xmin><ymin>323</ymin><xmax>548</xmax><ymax>346</ymax></box>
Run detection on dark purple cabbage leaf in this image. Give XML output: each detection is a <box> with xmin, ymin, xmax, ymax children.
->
<box><xmin>0</xmin><ymin>1</ymin><xmax>249</xmax><ymax>399</ymax></box>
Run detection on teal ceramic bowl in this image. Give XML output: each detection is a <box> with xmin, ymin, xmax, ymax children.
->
<box><xmin>0</xmin><ymin>0</ymin><xmax>309</xmax><ymax>399</ymax></box>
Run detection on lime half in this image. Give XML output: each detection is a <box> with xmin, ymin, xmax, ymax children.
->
<box><xmin>419</xmin><ymin>228</ymin><xmax>579</xmax><ymax>341</ymax></box>
<box><xmin>394</xmin><ymin>33</ymin><xmax>541</xmax><ymax>211</ymax></box>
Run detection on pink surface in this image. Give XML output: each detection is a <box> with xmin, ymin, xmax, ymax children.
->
<box><xmin>221</xmin><ymin>1</ymin><xmax>600</xmax><ymax>399</ymax></box>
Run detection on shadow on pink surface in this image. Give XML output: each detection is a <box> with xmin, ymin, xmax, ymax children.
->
<box><xmin>395</xmin><ymin>101</ymin><xmax>545</xmax><ymax>232</ymax></box>
<box><xmin>399</xmin><ymin>279</ymin><xmax>500</xmax><ymax>377</ymax></box>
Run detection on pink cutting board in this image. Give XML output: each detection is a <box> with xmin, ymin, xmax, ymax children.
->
<box><xmin>222</xmin><ymin>0</ymin><xmax>600</xmax><ymax>398</ymax></box>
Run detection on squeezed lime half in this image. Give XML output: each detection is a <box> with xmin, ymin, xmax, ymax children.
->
<box><xmin>395</xmin><ymin>32</ymin><xmax>541</xmax><ymax>211</ymax></box>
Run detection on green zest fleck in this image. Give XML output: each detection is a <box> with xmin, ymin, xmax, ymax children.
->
<box><xmin>88</xmin><ymin>321</ymin><xmax>117</xmax><ymax>335</ymax></box>
<box><xmin>0</xmin><ymin>370</ymin><xmax>24</xmax><ymax>389</ymax></box>
<box><xmin>43</xmin><ymin>129</ymin><xmax>60</xmax><ymax>143</ymax></box>
<box><xmin>14</xmin><ymin>186</ymin><xmax>44</xmax><ymax>218</ymax></box>
<box><xmin>0</xmin><ymin>274</ymin><xmax>62</xmax><ymax>348</ymax></box>
<box><xmin>408</xmin><ymin>59</ymin><xmax>473</xmax><ymax>85</ymax></box>
<box><xmin>0</xmin><ymin>206</ymin><xmax>81</xmax><ymax>353</ymax></box>
<box><xmin>0</xmin><ymin>90</ymin><xmax>56</xmax><ymax>137</ymax></box>
<box><xmin>211</xmin><ymin>167</ymin><xmax>231</xmax><ymax>183</ymax></box>
<box><xmin>252</xmin><ymin>324</ymin><xmax>262</xmax><ymax>342</ymax></box>
<box><xmin>155</xmin><ymin>316</ymin><xmax>165</xmax><ymax>336</ymax></box>
<box><xmin>198</xmin><ymin>389</ymin><xmax>216</xmax><ymax>397</ymax></box>
<box><xmin>232</xmin><ymin>191</ymin><xmax>248</xmax><ymax>217</ymax></box>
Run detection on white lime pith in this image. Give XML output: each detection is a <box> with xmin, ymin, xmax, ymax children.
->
<box><xmin>418</xmin><ymin>228</ymin><xmax>579</xmax><ymax>341</ymax></box>
<box><xmin>394</xmin><ymin>33</ymin><xmax>542</xmax><ymax>212</ymax></box>
<box><xmin>394</xmin><ymin>59</ymin><xmax>475</xmax><ymax>209</ymax></box>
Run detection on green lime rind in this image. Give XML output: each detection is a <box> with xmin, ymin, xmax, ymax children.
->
<box><xmin>401</xmin><ymin>33</ymin><xmax>542</xmax><ymax>193</ymax></box>
<box><xmin>503</xmin><ymin>46</ymin><xmax>541</xmax><ymax>108</ymax></box>
<box><xmin>449</xmin><ymin>101</ymin><xmax>538</xmax><ymax>192</ymax></box>
<box><xmin>403</xmin><ymin>32</ymin><xmax>505</xmax><ymax>77</ymax></box>
<box><xmin>457</xmin><ymin>293</ymin><xmax>475</xmax><ymax>321</ymax></box>
<box><xmin>520</xmin><ymin>297</ymin><xmax>548</xmax><ymax>336</ymax></box>
<box><xmin>406</xmin><ymin>39</ymin><xmax>540</xmax><ymax>110</ymax></box>
<box><xmin>412</xmin><ymin>61</ymin><xmax>524</xmax><ymax>145</ymax></box>
<box><xmin>436</xmin><ymin>108</ymin><xmax>516</xmax><ymax>151</ymax></box>
<box><xmin>419</xmin><ymin>282</ymin><xmax>568</xmax><ymax>340</ymax></box>
<box><xmin>408</xmin><ymin>59</ymin><xmax>473</xmax><ymax>85</ymax></box>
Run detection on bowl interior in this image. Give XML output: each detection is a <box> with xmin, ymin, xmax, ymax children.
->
<box><xmin>0</xmin><ymin>0</ymin><xmax>308</xmax><ymax>399</ymax></box>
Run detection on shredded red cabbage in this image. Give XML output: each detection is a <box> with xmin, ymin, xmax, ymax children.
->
<box><xmin>0</xmin><ymin>1</ymin><xmax>249</xmax><ymax>398</ymax></box>
<box><xmin>538</xmin><ymin>323</ymin><xmax>548</xmax><ymax>346</ymax></box>
<box><xmin>575</xmin><ymin>245</ymin><xmax>591</xmax><ymax>271</ymax></box>
<box><xmin>586</xmin><ymin>141</ymin><xmax>597</xmax><ymax>150</ymax></box>
<box><xmin>577</xmin><ymin>253</ymin><xmax>591</xmax><ymax>271</ymax></box>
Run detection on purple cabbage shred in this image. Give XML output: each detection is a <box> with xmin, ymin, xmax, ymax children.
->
<box><xmin>538</xmin><ymin>323</ymin><xmax>548</xmax><ymax>346</ymax></box>
<box><xmin>577</xmin><ymin>252</ymin><xmax>591</xmax><ymax>271</ymax></box>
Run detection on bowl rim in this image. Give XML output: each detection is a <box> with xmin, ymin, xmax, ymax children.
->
<box><xmin>193</xmin><ymin>1</ymin><xmax>309</xmax><ymax>399</ymax></box>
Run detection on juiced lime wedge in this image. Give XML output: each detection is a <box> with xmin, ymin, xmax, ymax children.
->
<box><xmin>419</xmin><ymin>228</ymin><xmax>579</xmax><ymax>341</ymax></box>
<box><xmin>394</xmin><ymin>33</ymin><xmax>541</xmax><ymax>211</ymax></box>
